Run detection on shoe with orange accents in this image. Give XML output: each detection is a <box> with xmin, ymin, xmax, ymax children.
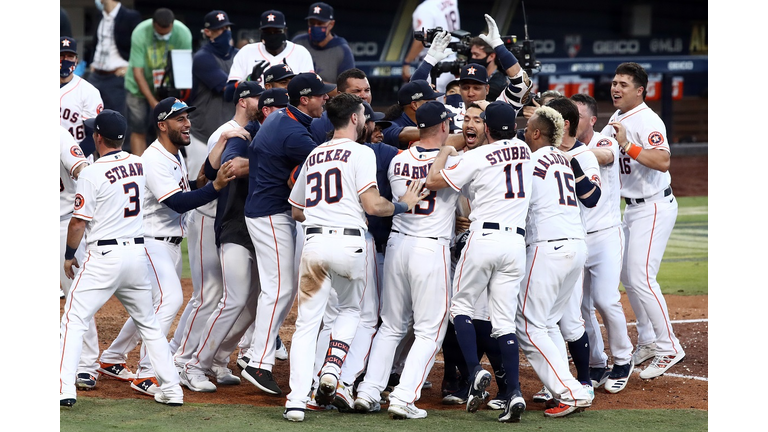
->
<box><xmin>639</xmin><ymin>351</ymin><xmax>685</xmax><ymax>379</ymax></box>
<box><xmin>97</xmin><ymin>362</ymin><xmax>136</xmax><ymax>382</ymax></box>
<box><xmin>131</xmin><ymin>377</ymin><xmax>161</xmax><ymax>396</ymax></box>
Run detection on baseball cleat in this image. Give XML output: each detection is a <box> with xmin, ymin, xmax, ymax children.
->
<box><xmin>589</xmin><ymin>367</ymin><xmax>611</xmax><ymax>389</ymax></box>
<box><xmin>76</xmin><ymin>373</ymin><xmax>97</xmax><ymax>390</ymax></box>
<box><xmin>316</xmin><ymin>372</ymin><xmax>339</xmax><ymax>406</ymax></box>
<box><xmin>466</xmin><ymin>368</ymin><xmax>492</xmax><ymax>413</ymax></box>
<box><xmin>236</xmin><ymin>355</ymin><xmax>250</xmax><ymax>371</ymax></box>
<box><xmin>275</xmin><ymin>336</ymin><xmax>288</xmax><ymax>361</ymax></box>
<box><xmin>60</xmin><ymin>289</ymin><xmax>65</xmax><ymax>299</ymax></box>
<box><xmin>242</xmin><ymin>366</ymin><xmax>282</xmax><ymax>395</ymax></box>
<box><xmin>498</xmin><ymin>389</ymin><xmax>525</xmax><ymax>423</ymax></box>
<box><xmin>97</xmin><ymin>362</ymin><xmax>136</xmax><ymax>381</ymax></box>
<box><xmin>60</xmin><ymin>396</ymin><xmax>76</xmax><ymax>407</ymax></box>
<box><xmin>486</xmin><ymin>395</ymin><xmax>506</xmax><ymax>410</ymax></box>
<box><xmin>422</xmin><ymin>380</ymin><xmax>432</xmax><ymax>390</ymax></box>
<box><xmin>211</xmin><ymin>366</ymin><xmax>241</xmax><ymax>385</ymax></box>
<box><xmin>632</xmin><ymin>343</ymin><xmax>657</xmax><ymax>366</ymax></box>
<box><xmin>154</xmin><ymin>389</ymin><xmax>184</xmax><ymax>406</ymax></box>
<box><xmin>544</xmin><ymin>402</ymin><xmax>586</xmax><ymax>418</ymax></box>
<box><xmin>353</xmin><ymin>395</ymin><xmax>381</xmax><ymax>413</ymax></box>
<box><xmin>308</xmin><ymin>391</ymin><xmax>337</xmax><ymax>411</ymax></box>
<box><xmin>181</xmin><ymin>370</ymin><xmax>217</xmax><ymax>392</ymax></box>
<box><xmin>283</xmin><ymin>408</ymin><xmax>305</xmax><ymax>422</ymax></box>
<box><xmin>639</xmin><ymin>351</ymin><xmax>685</xmax><ymax>379</ymax></box>
<box><xmin>131</xmin><ymin>377</ymin><xmax>161</xmax><ymax>396</ymax></box>
<box><xmin>605</xmin><ymin>360</ymin><xmax>634</xmax><ymax>393</ymax></box>
<box><xmin>532</xmin><ymin>386</ymin><xmax>553</xmax><ymax>403</ymax></box>
<box><xmin>388</xmin><ymin>398</ymin><xmax>427</xmax><ymax>419</ymax></box>
<box><xmin>333</xmin><ymin>381</ymin><xmax>355</xmax><ymax>412</ymax></box>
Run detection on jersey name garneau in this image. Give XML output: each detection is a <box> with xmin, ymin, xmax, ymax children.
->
<box><xmin>142</xmin><ymin>141</ymin><xmax>191</xmax><ymax>238</ymax></box>
<box><xmin>60</xmin><ymin>126</ymin><xmax>88</xmax><ymax>220</ymax></box>
<box><xmin>289</xmin><ymin>138</ymin><xmax>378</xmax><ymax>232</ymax></box>
<box><xmin>228</xmin><ymin>42</ymin><xmax>314</xmax><ymax>86</ymax></box>
<box><xmin>600</xmin><ymin>102</ymin><xmax>671</xmax><ymax>199</ymax></box>
<box><xmin>60</xmin><ymin>75</ymin><xmax>103</xmax><ymax>143</ymax></box>
<box><xmin>72</xmin><ymin>151</ymin><xmax>146</xmax><ymax>243</ymax></box>
<box><xmin>440</xmin><ymin>138</ymin><xmax>533</xmax><ymax>232</ymax></box>
<box><xmin>564</xmin><ymin>141</ymin><xmax>601</xmax><ymax>232</ymax></box>
<box><xmin>526</xmin><ymin>146</ymin><xmax>585</xmax><ymax>244</ymax></box>
<box><xmin>389</xmin><ymin>146</ymin><xmax>460</xmax><ymax>239</ymax></box>
<box><xmin>585</xmin><ymin>131</ymin><xmax>622</xmax><ymax>231</ymax></box>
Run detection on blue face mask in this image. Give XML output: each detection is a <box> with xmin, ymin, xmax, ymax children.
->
<box><xmin>309</xmin><ymin>26</ymin><xmax>327</xmax><ymax>44</ymax></box>
<box><xmin>94</xmin><ymin>0</ymin><xmax>104</xmax><ymax>12</ymax></box>
<box><xmin>445</xmin><ymin>93</ymin><xmax>463</xmax><ymax>109</ymax></box>
<box><xmin>210</xmin><ymin>29</ymin><xmax>232</xmax><ymax>57</ymax></box>
<box><xmin>154</xmin><ymin>31</ymin><xmax>172</xmax><ymax>41</ymax></box>
<box><xmin>60</xmin><ymin>59</ymin><xmax>76</xmax><ymax>78</ymax></box>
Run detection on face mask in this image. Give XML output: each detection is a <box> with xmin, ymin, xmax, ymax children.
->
<box><xmin>309</xmin><ymin>26</ymin><xmax>327</xmax><ymax>44</ymax></box>
<box><xmin>154</xmin><ymin>31</ymin><xmax>172</xmax><ymax>41</ymax></box>
<box><xmin>445</xmin><ymin>93</ymin><xmax>463</xmax><ymax>109</ymax></box>
<box><xmin>60</xmin><ymin>59</ymin><xmax>76</xmax><ymax>78</ymax></box>
<box><xmin>210</xmin><ymin>29</ymin><xmax>232</xmax><ymax>56</ymax></box>
<box><xmin>261</xmin><ymin>32</ymin><xmax>286</xmax><ymax>52</ymax></box>
<box><xmin>94</xmin><ymin>0</ymin><xmax>104</xmax><ymax>12</ymax></box>
<box><xmin>469</xmin><ymin>56</ymin><xmax>491</xmax><ymax>69</ymax></box>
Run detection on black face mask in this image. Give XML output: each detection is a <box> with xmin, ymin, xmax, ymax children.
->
<box><xmin>262</xmin><ymin>32</ymin><xmax>286</xmax><ymax>52</ymax></box>
<box><xmin>468</xmin><ymin>55</ymin><xmax>491</xmax><ymax>69</ymax></box>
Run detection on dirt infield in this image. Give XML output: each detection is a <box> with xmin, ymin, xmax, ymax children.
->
<box><xmin>64</xmin><ymin>154</ymin><xmax>708</xmax><ymax>412</ymax></box>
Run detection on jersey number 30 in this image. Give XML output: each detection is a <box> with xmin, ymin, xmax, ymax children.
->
<box><xmin>306</xmin><ymin>168</ymin><xmax>343</xmax><ymax>207</ymax></box>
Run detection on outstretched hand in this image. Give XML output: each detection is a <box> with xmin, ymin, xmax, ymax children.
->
<box><xmin>400</xmin><ymin>180</ymin><xmax>430</xmax><ymax>211</ymax></box>
<box><xmin>426</xmin><ymin>31</ymin><xmax>451</xmax><ymax>64</ymax></box>
<box><xmin>479</xmin><ymin>14</ymin><xmax>503</xmax><ymax>48</ymax></box>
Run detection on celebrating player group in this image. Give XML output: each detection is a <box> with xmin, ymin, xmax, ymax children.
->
<box><xmin>60</xmin><ymin>6</ymin><xmax>685</xmax><ymax>424</ymax></box>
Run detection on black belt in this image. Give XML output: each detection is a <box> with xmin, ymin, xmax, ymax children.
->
<box><xmin>547</xmin><ymin>238</ymin><xmax>579</xmax><ymax>242</ymax></box>
<box><xmin>391</xmin><ymin>229</ymin><xmax>438</xmax><ymax>241</ymax></box>
<box><xmin>97</xmin><ymin>238</ymin><xmax>144</xmax><ymax>246</ymax></box>
<box><xmin>154</xmin><ymin>236</ymin><xmax>183</xmax><ymax>245</ymax></box>
<box><xmin>625</xmin><ymin>186</ymin><xmax>672</xmax><ymax>205</ymax></box>
<box><xmin>482</xmin><ymin>222</ymin><xmax>525</xmax><ymax>237</ymax></box>
<box><xmin>305</xmin><ymin>227</ymin><xmax>361</xmax><ymax>236</ymax></box>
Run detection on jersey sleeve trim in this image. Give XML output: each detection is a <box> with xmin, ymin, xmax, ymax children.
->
<box><xmin>69</xmin><ymin>159</ymin><xmax>87</xmax><ymax>177</ymax></box>
<box><xmin>357</xmin><ymin>181</ymin><xmax>377</xmax><ymax>194</ymax></box>
<box><xmin>71</xmin><ymin>212</ymin><xmax>93</xmax><ymax>221</ymax></box>
<box><xmin>440</xmin><ymin>169</ymin><xmax>462</xmax><ymax>192</ymax></box>
<box><xmin>288</xmin><ymin>197</ymin><xmax>305</xmax><ymax>209</ymax></box>
<box><xmin>158</xmin><ymin>188</ymin><xmax>182</xmax><ymax>202</ymax></box>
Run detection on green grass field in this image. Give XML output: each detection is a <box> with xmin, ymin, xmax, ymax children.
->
<box><xmin>62</xmin><ymin>197</ymin><xmax>707</xmax><ymax>431</ymax></box>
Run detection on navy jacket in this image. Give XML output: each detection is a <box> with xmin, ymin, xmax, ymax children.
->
<box><xmin>85</xmin><ymin>5</ymin><xmax>142</xmax><ymax>64</ymax></box>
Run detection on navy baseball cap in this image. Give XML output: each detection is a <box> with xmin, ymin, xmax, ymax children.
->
<box><xmin>362</xmin><ymin>101</ymin><xmax>385</xmax><ymax>123</ymax></box>
<box><xmin>264</xmin><ymin>64</ymin><xmax>297</xmax><ymax>84</ymax></box>
<box><xmin>204</xmin><ymin>10</ymin><xmax>233</xmax><ymax>30</ymax></box>
<box><xmin>397</xmin><ymin>80</ymin><xmax>444</xmax><ymax>106</ymax></box>
<box><xmin>480</xmin><ymin>101</ymin><xmax>517</xmax><ymax>131</ymax></box>
<box><xmin>287</xmin><ymin>72</ymin><xmax>336</xmax><ymax>100</ymax></box>
<box><xmin>459</xmin><ymin>64</ymin><xmax>489</xmax><ymax>84</ymax></box>
<box><xmin>154</xmin><ymin>97</ymin><xmax>196</xmax><ymax>122</ymax></box>
<box><xmin>259</xmin><ymin>88</ymin><xmax>290</xmax><ymax>110</ymax></box>
<box><xmin>60</xmin><ymin>36</ymin><xmax>77</xmax><ymax>54</ymax></box>
<box><xmin>306</xmin><ymin>2</ymin><xmax>334</xmax><ymax>21</ymax></box>
<box><xmin>260</xmin><ymin>10</ymin><xmax>286</xmax><ymax>29</ymax></box>
<box><xmin>84</xmin><ymin>109</ymin><xmax>127</xmax><ymax>141</ymax></box>
<box><xmin>415</xmin><ymin>100</ymin><xmax>456</xmax><ymax>129</ymax></box>
<box><xmin>235</xmin><ymin>81</ymin><xmax>265</xmax><ymax>102</ymax></box>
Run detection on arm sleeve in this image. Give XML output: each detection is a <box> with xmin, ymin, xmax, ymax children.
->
<box><xmin>410</xmin><ymin>61</ymin><xmax>433</xmax><ymax>82</ymax></box>
<box><xmin>193</xmin><ymin>52</ymin><xmax>229</xmax><ymax>93</ymax></box>
<box><xmin>162</xmin><ymin>182</ymin><xmax>219</xmax><ymax>214</ymax></box>
<box><xmin>356</xmin><ymin>147</ymin><xmax>379</xmax><ymax>195</ymax></box>
<box><xmin>288</xmin><ymin>163</ymin><xmax>308</xmax><ymax>208</ymax></box>
<box><xmin>221</xmin><ymin>137</ymin><xmax>249</xmax><ymax>164</ymax></box>
<box><xmin>204</xmin><ymin>157</ymin><xmax>218</xmax><ymax>181</ymax></box>
<box><xmin>382</xmin><ymin>125</ymin><xmax>404</xmax><ymax>148</ymax></box>
<box><xmin>339</xmin><ymin>44</ymin><xmax>355</xmax><ymax>72</ymax></box>
<box><xmin>285</xmin><ymin>132</ymin><xmax>319</xmax><ymax>166</ymax></box>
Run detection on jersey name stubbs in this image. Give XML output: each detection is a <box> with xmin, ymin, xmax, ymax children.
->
<box><xmin>485</xmin><ymin>146</ymin><xmax>531</xmax><ymax>165</ymax></box>
<box><xmin>105</xmin><ymin>162</ymin><xmax>144</xmax><ymax>184</ymax></box>
<box><xmin>533</xmin><ymin>152</ymin><xmax>571</xmax><ymax>179</ymax></box>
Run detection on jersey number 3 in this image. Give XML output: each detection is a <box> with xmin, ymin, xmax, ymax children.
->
<box><xmin>123</xmin><ymin>182</ymin><xmax>140</xmax><ymax>217</ymax></box>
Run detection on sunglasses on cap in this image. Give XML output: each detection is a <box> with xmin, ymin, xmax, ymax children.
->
<box><xmin>160</xmin><ymin>101</ymin><xmax>191</xmax><ymax>121</ymax></box>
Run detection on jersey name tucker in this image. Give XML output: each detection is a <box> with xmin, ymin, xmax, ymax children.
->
<box><xmin>485</xmin><ymin>145</ymin><xmax>531</xmax><ymax>165</ymax></box>
<box><xmin>104</xmin><ymin>162</ymin><xmax>144</xmax><ymax>184</ymax></box>
<box><xmin>533</xmin><ymin>152</ymin><xmax>570</xmax><ymax>179</ymax></box>
<box><xmin>306</xmin><ymin>149</ymin><xmax>352</xmax><ymax>166</ymax></box>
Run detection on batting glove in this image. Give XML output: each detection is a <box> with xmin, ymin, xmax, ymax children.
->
<box><xmin>248</xmin><ymin>60</ymin><xmax>271</xmax><ymax>82</ymax></box>
<box><xmin>424</xmin><ymin>31</ymin><xmax>451</xmax><ymax>66</ymax></box>
<box><xmin>479</xmin><ymin>14</ymin><xmax>503</xmax><ymax>49</ymax></box>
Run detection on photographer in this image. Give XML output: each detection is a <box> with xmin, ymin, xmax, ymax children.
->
<box><xmin>468</xmin><ymin>37</ymin><xmax>508</xmax><ymax>101</ymax></box>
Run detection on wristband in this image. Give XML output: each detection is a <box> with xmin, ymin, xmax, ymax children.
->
<box><xmin>625</xmin><ymin>143</ymin><xmax>642</xmax><ymax>159</ymax></box>
<box><xmin>392</xmin><ymin>201</ymin><xmax>408</xmax><ymax>216</ymax></box>
<box><xmin>65</xmin><ymin>245</ymin><xmax>77</xmax><ymax>260</ymax></box>
<box><xmin>494</xmin><ymin>44</ymin><xmax>519</xmax><ymax>70</ymax></box>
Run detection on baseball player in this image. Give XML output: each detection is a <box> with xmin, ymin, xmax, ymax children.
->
<box><xmin>516</xmin><ymin>105</ymin><xmax>594</xmax><ymax>418</ymax></box>
<box><xmin>96</xmin><ymin>98</ymin><xmax>237</xmax><ymax>396</ymax></box>
<box><xmin>59</xmin><ymin>125</ymin><xmax>104</xmax><ymax>391</ymax></box>
<box><xmin>240</xmin><ymin>73</ymin><xmax>335</xmax><ymax>396</ymax></box>
<box><xmin>60</xmin><ymin>36</ymin><xmax>103</xmax><ymax>156</ymax></box>
<box><xmin>602</xmin><ymin>62</ymin><xmax>685</xmax><ymax>379</ymax></box>
<box><xmin>180</xmin><ymin>82</ymin><xmax>265</xmax><ymax>392</ymax></box>
<box><xmin>60</xmin><ymin>110</ymin><xmax>183</xmax><ymax>408</ymax></box>
<box><xmin>263</xmin><ymin>64</ymin><xmax>297</xmax><ymax>90</ymax></box>
<box><xmin>354</xmin><ymin>101</ymin><xmax>460</xmax><ymax>420</ymax></box>
<box><xmin>283</xmin><ymin>93</ymin><xmax>426</xmax><ymax>422</ymax></box>
<box><xmin>425</xmin><ymin>101</ymin><xmax>532</xmax><ymax>423</ymax></box>
<box><xmin>226</xmin><ymin>10</ymin><xmax>314</xmax><ymax>89</ymax></box>
<box><xmin>571</xmin><ymin>93</ymin><xmax>635</xmax><ymax>393</ymax></box>
<box><xmin>402</xmin><ymin>0</ymin><xmax>460</xmax><ymax>93</ymax></box>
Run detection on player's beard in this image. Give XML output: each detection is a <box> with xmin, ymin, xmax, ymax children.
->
<box><xmin>355</xmin><ymin>119</ymin><xmax>367</xmax><ymax>143</ymax></box>
<box><xmin>168</xmin><ymin>127</ymin><xmax>190</xmax><ymax>147</ymax></box>
<box><xmin>357</xmin><ymin>122</ymin><xmax>373</xmax><ymax>144</ymax></box>
<box><xmin>246</xmin><ymin>103</ymin><xmax>260</xmax><ymax>123</ymax></box>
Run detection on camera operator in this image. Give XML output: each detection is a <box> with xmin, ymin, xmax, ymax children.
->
<box><xmin>468</xmin><ymin>37</ymin><xmax>508</xmax><ymax>101</ymax></box>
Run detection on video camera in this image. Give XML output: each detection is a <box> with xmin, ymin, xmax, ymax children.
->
<box><xmin>500</xmin><ymin>35</ymin><xmax>541</xmax><ymax>77</ymax></box>
<box><xmin>413</xmin><ymin>27</ymin><xmax>473</xmax><ymax>78</ymax></box>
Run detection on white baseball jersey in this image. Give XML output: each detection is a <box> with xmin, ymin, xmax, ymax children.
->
<box><xmin>600</xmin><ymin>102</ymin><xmax>671</xmax><ymax>199</ymax></box>
<box><xmin>72</xmin><ymin>150</ymin><xmax>146</xmax><ymax>241</ymax></box>
<box><xmin>60</xmin><ymin>126</ymin><xmax>88</xmax><ymax>220</ymax></box>
<box><xmin>289</xmin><ymin>138</ymin><xmax>378</xmax><ymax>231</ymax></box>
<box><xmin>526</xmin><ymin>146</ymin><xmax>585</xmax><ymax>243</ymax></box>
<box><xmin>440</xmin><ymin>138</ymin><xmax>533</xmax><ymax>232</ymax></box>
<box><xmin>194</xmin><ymin>119</ymin><xmax>239</xmax><ymax>219</ymax></box>
<box><xmin>564</xmin><ymin>142</ymin><xmax>601</xmax><ymax>231</ymax></box>
<box><xmin>413</xmin><ymin>0</ymin><xmax>461</xmax><ymax>60</ymax></box>
<box><xmin>60</xmin><ymin>75</ymin><xmax>103</xmax><ymax>143</ymax></box>
<box><xmin>141</xmin><ymin>141</ymin><xmax>191</xmax><ymax>238</ymax></box>
<box><xmin>388</xmin><ymin>146</ymin><xmax>460</xmax><ymax>239</ymax></box>
<box><xmin>228</xmin><ymin>42</ymin><xmax>314</xmax><ymax>86</ymax></box>
<box><xmin>585</xmin><ymin>131</ymin><xmax>622</xmax><ymax>231</ymax></box>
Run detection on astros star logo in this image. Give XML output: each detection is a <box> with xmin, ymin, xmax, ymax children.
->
<box><xmin>314</xmin><ymin>6</ymin><xmax>322</xmax><ymax>14</ymax></box>
<box><xmin>217</xmin><ymin>13</ymin><xmax>225</xmax><ymax>21</ymax></box>
<box><xmin>467</xmin><ymin>66</ymin><xmax>477</xmax><ymax>75</ymax></box>
<box><xmin>267</xmin><ymin>13</ymin><xmax>276</xmax><ymax>21</ymax></box>
<box><xmin>61</xmin><ymin>39</ymin><xmax>71</xmax><ymax>47</ymax></box>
